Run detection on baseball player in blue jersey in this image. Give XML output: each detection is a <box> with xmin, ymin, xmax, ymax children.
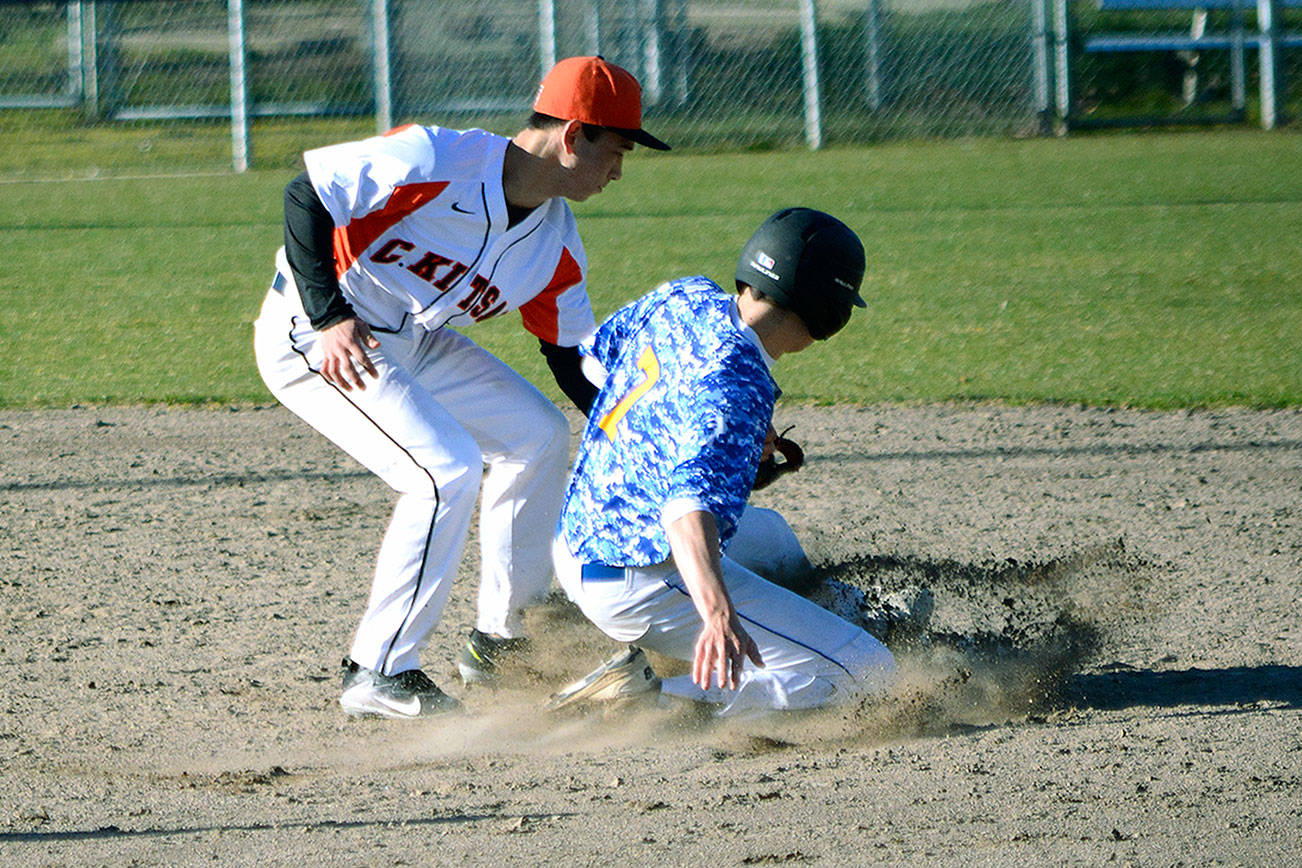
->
<box><xmin>253</xmin><ymin>57</ymin><xmax>668</xmax><ymax>719</ymax></box>
<box><xmin>549</xmin><ymin>209</ymin><xmax>897</xmax><ymax>716</ymax></box>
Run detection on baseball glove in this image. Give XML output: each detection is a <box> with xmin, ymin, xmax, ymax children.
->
<box><xmin>753</xmin><ymin>427</ymin><xmax>804</xmax><ymax>491</ymax></box>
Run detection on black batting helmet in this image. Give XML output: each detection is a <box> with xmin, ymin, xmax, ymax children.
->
<box><xmin>735</xmin><ymin>208</ymin><xmax>867</xmax><ymax>340</ymax></box>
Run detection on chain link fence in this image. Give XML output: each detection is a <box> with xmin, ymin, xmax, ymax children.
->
<box><xmin>1</xmin><ymin>0</ymin><xmax>1291</xmax><ymax>180</ymax></box>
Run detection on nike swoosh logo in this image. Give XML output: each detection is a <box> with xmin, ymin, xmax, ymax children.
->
<box><xmin>451</xmin><ymin>201</ymin><xmax>474</xmax><ymax>214</ymax></box>
<box><xmin>376</xmin><ymin>693</ymin><xmax>422</xmax><ymax>716</ymax></box>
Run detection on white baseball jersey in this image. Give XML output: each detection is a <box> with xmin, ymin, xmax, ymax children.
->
<box><xmin>255</xmin><ymin>123</ymin><xmax>596</xmax><ymax>681</ymax></box>
<box><xmin>303</xmin><ymin>123</ymin><xmax>595</xmax><ymax>345</ymax></box>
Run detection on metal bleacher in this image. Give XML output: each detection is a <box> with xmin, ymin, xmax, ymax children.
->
<box><xmin>1086</xmin><ymin>0</ymin><xmax>1301</xmax><ymax>52</ymax></box>
<box><xmin>1076</xmin><ymin>0</ymin><xmax>1299</xmax><ymax>126</ymax></box>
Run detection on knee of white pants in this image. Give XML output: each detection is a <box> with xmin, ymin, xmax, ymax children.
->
<box><xmin>520</xmin><ymin>402</ymin><xmax>570</xmax><ymax>466</ymax></box>
<box><xmin>392</xmin><ymin>427</ymin><xmax>483</xmax><ymax>503</ymax></box>
<box><xmin>727</xmin><ymin>506</ymin><xmax>811</xmax><ymax>586</ymax></box>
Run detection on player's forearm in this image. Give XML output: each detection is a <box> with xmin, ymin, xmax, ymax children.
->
<box><xmin>667</xmin><ymin>509</ymin><xmax>762</xmax><ymax>690</ymax></box>
<box><xmin>283</xmin><ymin>171</ymin><xmax>356</xmax><ymax>331</ymax></box>
<box><xmin>664</xmin><ymin>510</ymin><xmax>733</xmax><ymax>624</ymax></box>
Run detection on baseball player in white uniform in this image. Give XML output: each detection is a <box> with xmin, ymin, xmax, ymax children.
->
<box><xmin>253</xmin><ymin>56</ymin><xmax>668</xmax><ymax>719</ymax></box>
<box><xmin>550</xmin><ymin>209</ymin><xmax>897</xmax><ymax>716</ymax></box>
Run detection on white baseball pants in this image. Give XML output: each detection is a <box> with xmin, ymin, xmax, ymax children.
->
<box><xmin>552</xmin><ymin>507</ymin><xmax>896</xmax><ymax>716</ymax></box>
<box><xmin>254</xmin><ymin>278</ymin><xmax>570</xmax><ymax>676</ymax></box>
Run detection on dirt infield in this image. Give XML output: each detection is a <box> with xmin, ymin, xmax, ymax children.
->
<box><xmin>2</xmin><ymin>403</ymin><xmax>1299</xmax><ymax>866</ymax></box>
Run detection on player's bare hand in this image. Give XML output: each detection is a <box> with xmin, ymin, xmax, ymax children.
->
<box><xmin>319</xmin><ymin>317</ymin><xmax>380</xmax><ymax>391</ymax></box>
<box><xmin>693</xmin><ymin>612</ymin><xmax>764</xmax><ymax>692</ymax></box>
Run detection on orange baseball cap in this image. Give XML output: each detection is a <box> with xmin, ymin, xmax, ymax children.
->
<box><xmin>533</xmin><ymin>56</ymin><xmax>670</xmax><ymax>151</ymax></box>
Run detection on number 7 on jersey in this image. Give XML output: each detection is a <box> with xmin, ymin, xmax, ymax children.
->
<box><xmin>598</xmin><ymin>346</ymin><xmax>661</xmax><ymax>440</ymax></box>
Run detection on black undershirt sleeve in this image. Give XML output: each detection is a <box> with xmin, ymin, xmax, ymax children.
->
<box><xmin>539</xmin><ymin>340</ymin><xmax>598</xmax><ymax>417</ymax></box>
<box><xmin>283</xmin><ymin>171</ymin><xmax>356</xmax><ymax>331</ymax></box>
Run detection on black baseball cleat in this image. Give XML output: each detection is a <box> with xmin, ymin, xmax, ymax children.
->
<box><xmin>457</xmin><ymin>629</ymin><xmax>530</xmax><ymax>686</ymax></box>
<box><xmin>339</xmin><ymin>657</ymin><xmax>461</xmax><ymax>719</ymax></box>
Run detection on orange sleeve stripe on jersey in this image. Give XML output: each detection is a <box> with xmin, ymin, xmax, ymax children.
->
<box><xmin>331</xmin><ymin>181</ymin><xmax>450</xmax><ymax>278</ymax></box>
<box><xmin>520</xmin><ymin>246</ymin><xmax>583</xmax><ymax>344</ymax></box>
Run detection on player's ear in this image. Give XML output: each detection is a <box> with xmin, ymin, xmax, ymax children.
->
<box><xmin>560</xmin><ymin>119</ymin><xmax>585</xmax><ymax>156</ymax></box>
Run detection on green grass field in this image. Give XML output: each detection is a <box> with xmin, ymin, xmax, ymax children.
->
<box><xmin>2</xmin><ymin>129</ymin><xmax>1299</xmax><ymax>408</ymax></box>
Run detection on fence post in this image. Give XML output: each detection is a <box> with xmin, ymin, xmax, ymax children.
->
<box><xmin>228</xmin><ymin>0</ymin><xmax>249</xmax><ymax>172</ymax></box>
<box><xmin>668</xmin><ymin>0</ymin><xmax>689</xmax><ymax>107</ymax></box>
<box><xmin>799</xmin><ymin>0</ymin><xmax>822</xmax><ymax>149</ymax></box>
<box><xmin>1031</xmin><ymin>0</ymin><xmax>1052</xmax><ymax>134</ymax></box>
<box><xmin>96</xmin><ymin>0</ymin><xmax>119</xmax><ymax>120</ymax></box>
<box><xmin>863</xmin><ymin>0</ymin><xmax>885</xmax><ymax>111</ymax></box>
<box><xmin>586</xmin><ymin>0</ymin><xmax>603</xmax><ymax>55</ymax></box>
<box><xmin>1257</xmin><ymin>0</ymin><xmax>1280</xmax><ymax>129</ymax></box>
<box><xmin>373</xmin><ymin>0</ymin><xmax>393</xmax><ymax>132</ymax></box>
<box><xmin>66</xmin><ymin>2</ymin><xmax>84</xmax><ymax>102</ymax></box>
<box><xmin>1229</xmin><ymin>0</ymin><xmax>1247</xmax><ymax>118</ymax></box>
<box><xmin>75</xmin><ymin>2</ymin><xmax>98</xmax><ymax>113</ymax></box>
<box><xmin>640</xmin><ymin>0</ymin><xmax>663</xmax><ymax>105</ymax></box>
<box><xmin>539</xmin><ymin>0</ymin><xmax>557</xmax><ymax>80</ymax></box>
<box><xmin>1052</xmin><ymin>0</ymin><xmax>1070</xmax><ymax>131</ymax></box>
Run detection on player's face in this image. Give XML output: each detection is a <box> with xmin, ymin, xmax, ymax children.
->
<box><xmin>563</xmin><ymin>126</ymin><xmax>633</xmax><ymax>201</ymax></box>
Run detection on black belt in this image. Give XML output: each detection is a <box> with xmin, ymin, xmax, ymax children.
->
<box><xmin>580</xmin><ymin>563</ymin><xmax>624</xmax><ymax>581</ymax></box>
<box><xmin>271</xmin><ymin>272</ymin><xmax>287</xmax><ymax>294</ymax></box>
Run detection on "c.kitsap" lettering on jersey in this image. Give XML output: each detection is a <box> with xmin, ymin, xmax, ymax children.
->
<box><xmin>368</xmin><ymin>237</ymin><xmax>508</xmax><ymax>322</ymax></box>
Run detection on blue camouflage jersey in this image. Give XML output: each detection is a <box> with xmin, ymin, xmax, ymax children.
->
<box><xmin>560</xmin><ymin>276</ymin><xmax>779</xmax><ymax>567</ymax></box>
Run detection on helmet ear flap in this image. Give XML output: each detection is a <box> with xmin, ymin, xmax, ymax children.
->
<box><xmin>805</xmin><ymin>296</ymin><xmax>854</xmax><ymax>341</ymax></box>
